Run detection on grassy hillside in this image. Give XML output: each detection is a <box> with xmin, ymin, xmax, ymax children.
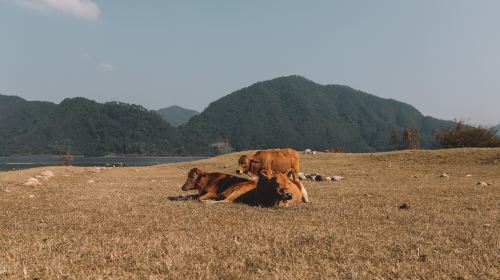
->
<box><xmin>1</xmin><ymin>148</ymin><xmax>498</xmax><ymax>278</ymax></box>
<box><xmin>156</xmin><ymin>105</ymin><xmax>199</xmax><ymax>127</ymax></box>
<box><xmin>185</xmin><ymin>76</ymin><xmax>451</xmax><ymax>152</ymax></box>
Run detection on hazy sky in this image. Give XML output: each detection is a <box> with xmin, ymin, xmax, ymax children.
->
<box><xmin>1</xmin><ymin>1</ymin><xmax>499</xmax><ymax>125</ymax></box>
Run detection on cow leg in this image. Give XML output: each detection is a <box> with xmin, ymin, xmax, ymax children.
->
<box><xmin>297</xmin><ymin>181</ymin><xmax>310</xmax><ymax>203</ymax></box>
<box><xmin>198</xmin><ymin>192</ymin><xmax>217</xmax><ymax>202</ymax></box>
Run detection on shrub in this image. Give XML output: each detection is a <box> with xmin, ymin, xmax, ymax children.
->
<box><xmin>435</xmin><ymin>121</ymin><xmax>500</xmax><ymax>148</ymax></box>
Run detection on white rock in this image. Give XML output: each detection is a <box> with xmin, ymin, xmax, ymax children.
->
<box><xmin>440</xmin><ymin>173</ymin><xmax>450</xmax><ymax>178</ymax></box>
<box><xmin>87</xmin><ymin>180</ymin><xmax>95</xmax><ymax>184</ymax></box>
<box><xmin>476</xmin><ymin>181</ymin><xmax>489</xmax><ymax>187</ymax></box>
<box><xmin>325</xmin><ymin>176</ymin><xmax>332</xmax><ymax>181</ymax></box>
<box><xmin>28</xmin><ymin>194</ymin><xmax>35</xmax><ymax>198</ymax></box>
<box><xmin>466</xmin><ymin>174</ymin><xmax>472</xmax><ymax>177</ymax></box>
<box><xmin>331</xmin><ymin>176</ymin><xmax>344</xmax><ymax>181</ymax></box>
<box><xmin>41</xmin><ymin>170</ymin><xmax>55</xmax><ymax>178</ymax></box>
<box><xmin>304</xmin><ymin>149</ymin><xmax>313</xmax><ymax>154</ymax></box>
<box><xmin>312</xmin><ymin>151</ymin><xmax>317</xmax><ymax>155</ymax></box>
<box><xmin>298</xmin><ymin>172</ymin><xmax>307</xmax><ymax>181</ymax></box>
<box><xmin>23</xmin><ymin>178</ymin><xmax>42</xmax><ymax>187</ymax></box>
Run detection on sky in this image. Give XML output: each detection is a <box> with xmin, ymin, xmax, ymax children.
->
<box><xmin>1</xmin><ymin>0</ymin><xmax>499</xmax><ymax>125</ymax></box>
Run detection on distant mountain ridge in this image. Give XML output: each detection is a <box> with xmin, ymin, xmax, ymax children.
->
<box><xmin>156</xmin><ymin>105</ymin><xmax>199</xmax><ymax>127</ymax></box>
<box><xmin>185</xmin><ymin>76</ymin><xmax>452</xmax><ymax>152</ymax></box>
<box><xmin>1</xmin><ymin>76</ymin><xmax>454</xmax><ymax>155</ymax></box>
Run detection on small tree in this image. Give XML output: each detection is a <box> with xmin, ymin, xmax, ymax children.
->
<box><xmin>402</xmin><ymin>128</ymin><xmax>420</xmax><ymax>150</ymax></box>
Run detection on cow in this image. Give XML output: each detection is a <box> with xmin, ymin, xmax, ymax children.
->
<box><xmin>255</xmin><ymin>170</ymin><xmax>303</xmax><ymax>207</ymax></box>
<box><xmin>205</xmin><ymin>170</ymin><xmax>303</xmax><ymax>207</ymax></box>
<box><xmin>236</xmin><ymin>148</ymin><xmax>310</xmax><ymax>202</ymax></box>
<box><xmin>181</xmin><ymin>167</ymin><xmax>255</xmax><ymax>203</ymax></box>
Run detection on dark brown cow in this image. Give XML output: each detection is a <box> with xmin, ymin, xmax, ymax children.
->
<box><xmin>255</xmin><ymin>170</ymin><xmax>303</xmax><ymax>207</ymax></box>
<box><xmin>181</xmin><ymin>168</ymin><xmax>255</xmax><ymax>202</ymax></box>
<box><xmin>236</xmin><ymin>148</ymin><xmax>309</xmax><ymax>202</ymax></box>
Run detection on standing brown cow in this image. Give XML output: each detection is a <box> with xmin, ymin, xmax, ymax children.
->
<box><xmin>236</xmin><ymin>148</ymin><xmax>309</xmax><ymax>202</ymax></box>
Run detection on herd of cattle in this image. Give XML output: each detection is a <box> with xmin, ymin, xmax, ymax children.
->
<box><xmin>180</xmin><ymin>148</ymin><xmax>310</xmax><ymax>207</ymax></box>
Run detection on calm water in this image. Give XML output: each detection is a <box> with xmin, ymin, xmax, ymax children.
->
<box><xmin>0</xmin><ymin>156</ymin><xmax>205</xmax><ymax>171</ymax></box>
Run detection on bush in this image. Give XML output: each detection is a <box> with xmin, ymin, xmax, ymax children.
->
<box><xmin>435</xmin><ymin>121</ymin><xmax>500</xmax><ymax>148</ymax></box>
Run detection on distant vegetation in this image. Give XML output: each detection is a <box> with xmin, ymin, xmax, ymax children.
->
<box><xmin>435</xmin><ymin>121</ymin><xmax>500</xmax><ymax>148</ymax></box>
<box><xmin>156</xmin><ymin>105</ymin><xmax>199</xmax><ymax>127</ymax></box>
<box><xmin>494</xmin><ymin>124</ymin><xmax>500</xmax><ymax>136</ymax></box>
<box><xmin>185</xmin><ymin>76</ymin><xmax>451</xmax><ymax>152</ymax></box>
<box><xmin>0</xmin><ymin>76</ymin><xmax>454</xmax><ymax>156</ymax></box>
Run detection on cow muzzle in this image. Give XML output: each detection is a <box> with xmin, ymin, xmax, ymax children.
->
<box><xmin>236</xmin><ymin>169</ymin><xmax>243</xmax><ymax>174</ymax></box>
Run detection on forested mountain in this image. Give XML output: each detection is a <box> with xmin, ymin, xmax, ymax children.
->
<box><xmin>1</xmin><ymin>76</ymin><xmax>454</xmax><ymax>155</ymax></box>
<box><xmin>184</xmin><ymin>76</ymin><xmax>451</xmax><ymax>152</ymax></box>
<box><xmin>0</xmin><ymin>96</ymin><xmax>198</xmax><ymax>156</ymax></box>
<box><xmin>156</xmin><ymin>105</ymin><xmax>199</xmax><ymax>127</ymax></box>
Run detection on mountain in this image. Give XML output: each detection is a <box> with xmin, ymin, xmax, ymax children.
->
<box><xmin>156</xmin><ymin>105</ymin><xmax>199</xmax><ymax>127</ymax></box>
<box><xmin>1</xmin><ymin>76</ymin><xmax>455</xmax><ymax>155</ymax></box>
<box><xmin>0</xmin><ymin>95</ymin><xmax>199</xmax><ymax>156</ymax></box>
<box><xmin>184</xmin><ymin>76</ymin><xmax>452</xmax><ymax>152</ymax></box>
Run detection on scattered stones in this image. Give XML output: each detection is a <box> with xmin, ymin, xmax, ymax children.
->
<box><xmin>300</xmin><ymin>173</ymin><xmax>343</xmax><ymax>182</ymax></box>
<box><xmin>23</xmin><ymin>178</ymin><xmax>42</xmax><ymax>187</ymax></box>
<box><xmin>399</xmin><ymin>203</ymin><xmax>410</xmax><ymax>210</ymax></box>
<box><xmin>41</xmin><ymin>170</ymin><xmax>54</xmax><ymax>178</ymax></box>
<box><xmin>439</xmin><ymin>173</ymin><xmax>450</xmax><ymax>178</ymax></box>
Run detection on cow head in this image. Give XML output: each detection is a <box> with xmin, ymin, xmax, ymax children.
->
<box><xmin>236</xmin><ymin>155</ymin><xmax>259</xmax><ymax>179</ymax></box>
<box><xmin>258</xmin><ymin>170</ymin><xmax>293</xmax><ymax>201</ymax></box>
<box><xmin>181</xmin><ymin>168</ymin><xmax>205</xmax><ymax>191</ymax></box>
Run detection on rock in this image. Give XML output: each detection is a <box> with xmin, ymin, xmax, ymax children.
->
<box><xmin>41</xmin><ymin>170</ymin><xmax>54</xmax><ymax>178</ymax></box>
<box><xmin>325</xmin><ymin>176</ymin><xmax>332</xmax><ymax>181</ymax></box>
<box><xmin>466</xmin><ymin>174</ymin><xmax>472</xmax><ymax>177</ymax></box>
<box><xmin>303</xmin><ymin>149</ymin><xmax>312</xmax><ymax>154</ymax></box>
<box><xmin>331</xmin><ymin>176</ymin><xmax>343</xmax><ymax>181</ymax></box>
<box><xmin>476</xmin><ymin>181</ymin><xmax>490</xmax><ymax>187</ymax></box>
<box><xmin>87</xmin><ymin>180</ymin><xmax>95</xmax><ymax>184</ymax></box>
<box><xmin>298</xmin><ymin>172</ymin><xmax>307</xmax><ymax>181</ymax></box>
<box><xmin>440</xmin><ymin>173</ymin><xmax>450</xmax><ymax>178</ymax></box>
<box><xmin>315</xmin><ymin>175</ymin><xmax>326</xmax><ymax>181</ymax></box>
<box><xmin>312</xmin><ymin>151</ymin><xmax>317</xmax><ymax>155</ymax></box>
<box><xmin>364</xmin><ymin>194</ymin><xmax>373</xmax><ymax>198</ymax></box>
<box><xmin>482</xmin><ymin>223</ymin><xmax>492</xmax><ymax>227</ymax></box>
<box><xmin>305</xmin><ymin>174</ymin><xmax>315</xmax><ymax>181</ymax></box>
<box><xmin>23</xmin><ymin>178</ymin><xmax>42</xmax><ymax>187</ymax></box>
<box><xmin>399</xmin><ymin>203</ymin><xmax>410</xmax><ymax>210</ymax></box>
<box><xmin>28</xmin><ymin>194</ymin><xmax>35</xmax><ymax>198</ymax></box>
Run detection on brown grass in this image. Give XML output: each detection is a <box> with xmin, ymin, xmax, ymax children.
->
<box><xmin>1</xmin><ymin>148</ymin><xmax>499</xmax><ymax>279</ymax></box>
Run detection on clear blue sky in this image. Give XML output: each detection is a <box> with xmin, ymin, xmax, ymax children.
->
<box><xmin>1</xmin><ymin>0</ymin><xmax>499</xmax><ymax>125</ymax></box>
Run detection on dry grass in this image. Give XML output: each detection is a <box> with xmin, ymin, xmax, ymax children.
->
<box><xmin>1</xmin><ymin>148</ymin><xmax>499</xmax><ymax>279</ymax></box>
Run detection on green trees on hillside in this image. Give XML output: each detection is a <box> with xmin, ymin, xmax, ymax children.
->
<box><xmin>435</xmin><ymin>121</ymin><xmax>500</xmax><ymax>148</ymax></box>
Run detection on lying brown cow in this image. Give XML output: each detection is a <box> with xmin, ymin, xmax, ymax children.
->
<box><xmin>181</xmin><ymin>167</ymin><xmax>255</xmax><ymax>203</ymax></box>
<box><xmin>236</xmin><ymin>148</ymin><xmax>309</xmax><ymax>202</ymax></box>
<box><xmin>255</xmin><ymin>170</ymin><xmax>303</xmax><ymax>207</ymax></box>
<box><xmin>205</xmin><ymin>170</ymin><xmax>303</xmax><ymax>207</ymax></box>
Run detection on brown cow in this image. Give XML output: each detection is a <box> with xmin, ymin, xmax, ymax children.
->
<box><xmin>206</xmin><ymin>170</ymin><xmax>303</xmax><ymax>207</ymax></box>
<box><xmin>255</xmin><ymin>170</ymin><xmax>303</xmax><ymax>207</ymax></box>
<box><xmin>181</xmin><ymin>167</ymin><xmax>255</xmax><ymax>203</ymax></box>
<box><xmin>236</xmin><ymin>148</ymin><xmax>310</xmax><ymax>202</ymax></box>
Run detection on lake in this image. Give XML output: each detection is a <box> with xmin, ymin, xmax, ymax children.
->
<box><xmin>0</xmin><ymin>156</ymin><xmax>206</xmax><ymax>171</ymax></box>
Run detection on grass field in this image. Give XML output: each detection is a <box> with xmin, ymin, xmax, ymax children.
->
<box><xmin>1</xmin><ymin>148</ymin><xmax>499</xmax><ymax>279</ymax></box>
